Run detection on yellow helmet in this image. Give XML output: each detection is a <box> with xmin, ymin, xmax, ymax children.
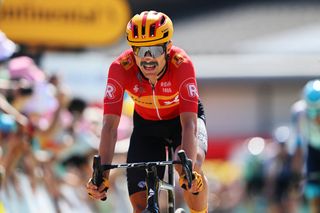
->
<box><xmin>126</xmin><ymin>11</ymin><xmax>173</xmax><ymax>47</ymax></box>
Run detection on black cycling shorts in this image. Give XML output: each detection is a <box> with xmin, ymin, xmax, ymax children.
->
<box><xmin>126</xmin><ymin>100</ymin><xmax>208</xmax><ymax>195</ymax></box>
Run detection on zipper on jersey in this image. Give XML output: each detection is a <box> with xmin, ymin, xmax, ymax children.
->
<box><xmin>150</xmin><ymin>82</ymin><xmax>162</xmax><ymax>120</ymax></box>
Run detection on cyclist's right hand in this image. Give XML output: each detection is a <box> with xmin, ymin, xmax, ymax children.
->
<box><xmin>86</xmin><ymin>177</ymin><xmax>109</xmax><ymax>200</ymax></box>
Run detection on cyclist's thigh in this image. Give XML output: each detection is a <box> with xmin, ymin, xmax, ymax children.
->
<box><xmin>126</xmin><ymin>131</ymin><xmax>167</xmax><ymax>195</ymax></box>
<box><xmin>196</xmin><ymin>118</ymin><xmax>208</xmax><ymax>154</ymax></box>
<box><xmin>173</xmin><ymin>118</ymin><xmax>208</xmax><ymax>153</ymax></box>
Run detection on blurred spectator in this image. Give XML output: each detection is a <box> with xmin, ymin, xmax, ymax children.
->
<box><xmin>0</xmin><ymin>31</ymin><xmax>17</xmax><ymax>91</ymax></box>
<box><xmin>264</xmin><ymin>126</ymin><xmax>301</xmax><ymax>213</ymax></box>
<box><xmin>290</xmin><ymin>79</ymin><xmax>320</xmax><ymax>213</ymax></box>
<box><xmin>232</xmin><ymin>137</ymin><xmax>268</xmax><ymax>212</ymax></box>
<box><xmin>2</xmin><ymin>55</ymin><xmax>71</xmax><ymax>212</ymax></box>
<box><xmin>8</xmin><ymin>56</ymin><xmax>45</xmax><ymax>83</ymax></box>
<box><xmin>0</xmin><ymin>31</ymin><xmax>29</xmax><ymax>193</ymax></box>
<box><xmin>0</xmin><ymin>31</ymin><xmax>17</xmax><ymax>64</ymax></box>
<box><xmin>242</xmin><ymin>152</ymin><xmax>265</xmax><ymax>210</ymax></box>
<box><xmin>0</xmin><ymin>35</ymin><xmax>135</xmax><ymax>212</ymax></box>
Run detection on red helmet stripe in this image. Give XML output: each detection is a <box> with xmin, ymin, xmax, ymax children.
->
<box><xmin>142</xmin><ymin>12</ymin><xmax>148</xmax><ymax>34</ymax></box>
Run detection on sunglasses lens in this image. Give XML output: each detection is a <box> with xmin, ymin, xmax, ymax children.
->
<box><xmin>133</xmin><ymin>46</ymin><xmax>164</xmax><ymax>58</ymax></box>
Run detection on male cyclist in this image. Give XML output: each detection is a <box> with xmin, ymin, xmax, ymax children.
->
<box><xmin>86</xmin><ymin>11</ymin><xmax>209</xmax><ymax>213</ymax></box>
<box><xmin>291</xmin><ymin>79</ymin><xmax>320</xmax><ymax>213</ymax></box>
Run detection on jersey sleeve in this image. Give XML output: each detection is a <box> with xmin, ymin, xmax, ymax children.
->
<box><xmin>103</xmin><ymin>61</ymin><xmax>126</xmax><ymax>115</ymax></box>
<box><xmin>176</xmin><ymin>60</ymin><xmax>199</xmax><ymax>114</ymax></box>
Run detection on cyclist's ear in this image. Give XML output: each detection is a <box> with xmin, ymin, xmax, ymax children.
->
<box><xmin>166</xmin><ymin>40</ymin><xmax>173</xmax><ymax>53</ymax></box>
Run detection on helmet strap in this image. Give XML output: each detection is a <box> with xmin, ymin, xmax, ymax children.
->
<box><xmin>156</xmin><ymin>42</ymin><xmax>170</xmax><ymax>80</ymax></box>
<box><xmin>156</xmin><ymin>64</ymin><xmax>167</xmax><ymax>80</ymax></box>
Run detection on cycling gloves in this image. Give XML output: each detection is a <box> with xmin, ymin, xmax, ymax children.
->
<box><xmin>179</xmin><ymin>171</ymin><xmax>204</xmax><ymax>194</ymax></box>
<box><xmin>101</xmin><ymin>177</ymin><xmax>110</xmax><ymax>192</ymax></box>
<box><xmin>88</xmin><ymin>177</ymin><xmax>109</xmax><ymax>200</ymax></box>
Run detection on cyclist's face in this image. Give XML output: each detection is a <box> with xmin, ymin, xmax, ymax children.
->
<box><xmin>133</xmin><ymin>45</ymin><xmax>167</xmax><ymax>82</ymax></box>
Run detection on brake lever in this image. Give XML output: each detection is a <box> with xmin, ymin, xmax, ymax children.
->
<box><xmin>177</xmin><ymin>150</ymin><xmax>193</xmax><ymax>189</ymax></box>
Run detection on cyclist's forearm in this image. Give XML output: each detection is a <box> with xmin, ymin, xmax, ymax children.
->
<box><xmin>180</xmin><ymin>112</ymin><xmax>198</xmax><ymax>167</ymax></box>
<box><xmin>99</xmin><ymin>128</ymin><xmax>117</xmax><ymax>165</ymax></box>
<box><xmin>98</xmin><ymin>115</ymin><xmax>120</xmax><ymax>167</ymax></box>
<box><xmin>181</xmin><ymin>127</ymin><xmax>197</xmax><ymax>167</ymax></box>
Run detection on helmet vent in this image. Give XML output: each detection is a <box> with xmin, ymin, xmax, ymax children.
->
<box><xmin>160</xmin><ymin>16</ymin><xmax>166</xmax><ymax>25</ymax></box>
<box><xmin>133</xmin><ymin>25</ymin><xmax>138</xmax><ymax>38</ymax></box>
<box><xmin>142</xmin><ymin>25</ymin><xmax>146</xmax><ymax>36</ymax></box>
<box><xmin>150</xmin><ymin>24</ymin><xmax>156</xmax><ymax>37</ymax></box>
<box><xmin>163</xmin><ymin>31</ymin><xmax>168</xmax><ymax>38</ymax></box>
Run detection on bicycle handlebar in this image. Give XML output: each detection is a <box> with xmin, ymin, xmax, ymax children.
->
<box><xmin>92</xmin><ymin>155</ymin><xmax>107</xmax><ymax>201</ymax></box>
<box><xmin>177</xmin><ymin>150</ymin><xmax>193</xmax><ymax>189</ymax></box>
<box><xmin>91</xmin><ymin>150</ymin><xmax>194</xmax><ymax>193</ymax></box>
<box><xmin>92</xmin><ymin>155</ymin><xmax>103</xmax><ymax>186</ymax></box>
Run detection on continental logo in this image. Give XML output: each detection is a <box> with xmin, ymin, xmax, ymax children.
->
<box><xmin>171</xmin><ymin>53</ymin><xmax>185</xmax><ymax>68</ymax></box>
<box><xmin>120</xmin><ymin>54</ymin><xmax>135</xmax><ymax>70</ymax></box>
<box><xmin>128</xmin><ymin>92</ymin><xmax>179</xmax><ymax>109</ymax></box>
<box><xmin>0</xmin><ymin>0</ymin><xmax>131</xmax><ymax>47</ymax></box>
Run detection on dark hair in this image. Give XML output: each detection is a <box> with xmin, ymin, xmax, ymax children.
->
<box><xmin>67</xmin><ymin>97</ymin><xmax>87</xmax><ymax>114</ymax></box>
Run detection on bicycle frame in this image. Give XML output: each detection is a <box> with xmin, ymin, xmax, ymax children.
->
<box><xmin>92</xmin><ymin>148</ymin><xmax>192</xmax><ymax>213</ymax></box>
<box><xmin>143</xmin><ymin>146</ymin><xmax>176</xmax><ymax>213</ymax></box>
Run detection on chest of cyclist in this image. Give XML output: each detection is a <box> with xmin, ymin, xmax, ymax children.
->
<box><xmin>125</xmin><ymin>70</ymin><xmax>178</xmax><ymax>99</ymax></box>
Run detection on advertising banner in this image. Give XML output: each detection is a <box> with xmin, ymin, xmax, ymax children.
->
<box><xmin>0</xmin><ymin>0</ymin><xmax>131</xmax><ymax>48</ymax></box>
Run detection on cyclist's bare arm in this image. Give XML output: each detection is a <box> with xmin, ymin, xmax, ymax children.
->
<box><xmin>87</xmin><ymin>114</ymin><xmax>120</xmax><ymax>200</ymax></box>
<box><xmin>179</xmin><ymin>112</ymin><xmax>208</xmax><ymax>212</ymax></box>
<box><xmin>179</xmin><ymin>112</ymin><xmax>198</xmax><ymax>168</ymax></box>
<box><xmin>99</xmin><ymin>114</ymin><xmax>120</xmax><ymax>166</ymax></box>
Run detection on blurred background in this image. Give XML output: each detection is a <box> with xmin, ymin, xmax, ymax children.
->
<box><xmin>1</xmin><ymin>0</ymin><xmax>320</xmax><ymax>212</ymax></box>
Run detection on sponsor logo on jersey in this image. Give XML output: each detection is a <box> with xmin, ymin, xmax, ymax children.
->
<box><xmin>138</xmin><ymin>181</ymin><xmax>146</xmax><ymax>189</ymax></box>
<box><xmin>158</xmin><ymin>93</ymin><xmax>180</xmax><ymax>107</ymax></box>
<box><xmin>180</xmin><ymin>78</ymin><xmax>198</xmax><ymax>104</ymax></box>
<box><xmin>171</xmin><ymin>53</ymin><xmax>184</xmax><ymax>68</ymax></box>
<box><xmin>163</xmin><ymin>95</ymin><xmax>179</xmax><ymax>105</ymax></box>
<box><xmin>133</xmin><ymin>84</ymin><xmax>139</xmax><ymax>93</ymax></box>
<box><xmin>104</xmin><ymin>78</ymin><xmax>123</xmax><ymax>104</ymax></box>
<box><xmin>160</xmin><ymin>81</ymin><xmax>172</xmax><ymax>93</ymax></box>
<box><xmin>120</xmin><ymin>54</ymin><xmax>135</xmax><ymax>70</ymax></box>
<box><xmin>105</xmin><ymin>83</ymin><xmax>116</xmax><ymax>99</ymax></box>
<box><xmin>186</xmin><ymin>83</ymin><xmax>198</xmax><ymax>97</ymax></box>
<box><xmin>160</xmin><ymin>81</ymin><xmax>172</xmax><ymax>87</ymax></box>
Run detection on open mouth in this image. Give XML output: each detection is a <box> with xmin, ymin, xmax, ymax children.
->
<box><xmin>141</xmin><ymin>61</ymin><xmax>158</xmax><ymax>71</ymax></box>
<box><xmin>143</xmin><ymin>64</ymin><xmax>156</xmax><ymax>70</ymax></box>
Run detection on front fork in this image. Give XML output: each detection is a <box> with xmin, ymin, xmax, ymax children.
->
<box><xmin>144</xmin><ymin>166</ymin><xmax>160</xmax><ymax>213</ymax></box>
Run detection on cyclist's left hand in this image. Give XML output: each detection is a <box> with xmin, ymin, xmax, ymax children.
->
<box><xmin>179</xmin><ymin>171</ymin><xmax>204</xmax><ymax>194</ymax></box>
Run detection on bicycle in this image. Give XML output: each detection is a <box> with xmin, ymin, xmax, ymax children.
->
<box><xmin>91</xmin><ymin>148</ymin><xmax>193</xmax><ymax>213</ymax></box>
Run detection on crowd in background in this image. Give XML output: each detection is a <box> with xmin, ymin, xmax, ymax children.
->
<box><xmin>0</xmin><ymin>30</ymin><xmax>135</xmax><ymax>213</ymax></box>
<box><xmin>0</xmin><ymin>31</ymin><xmax>315</xmax><ymax>213</ymax></box>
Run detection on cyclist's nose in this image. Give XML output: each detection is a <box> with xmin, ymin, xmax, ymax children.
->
<box><xmin>144</xmin><ymin>50</ymin><xmax>152</xmax><ymax>57</ymax></box>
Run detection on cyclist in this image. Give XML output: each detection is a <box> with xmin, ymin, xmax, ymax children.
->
<box><xmin>86</xmin><ymin>10</ymin><xmax>209</xmax><ymax>213</ymax></box>
<box><xmin>291</xmin><ymin>79</ymin><xmax>320</xmax><ymax>213</ymax></box>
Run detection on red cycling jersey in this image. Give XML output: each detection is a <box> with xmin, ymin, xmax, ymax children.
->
<box><xmin>103</xmin><ymin>46</ymin><xmax>199</xmax><ymax>120</ymax></box>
